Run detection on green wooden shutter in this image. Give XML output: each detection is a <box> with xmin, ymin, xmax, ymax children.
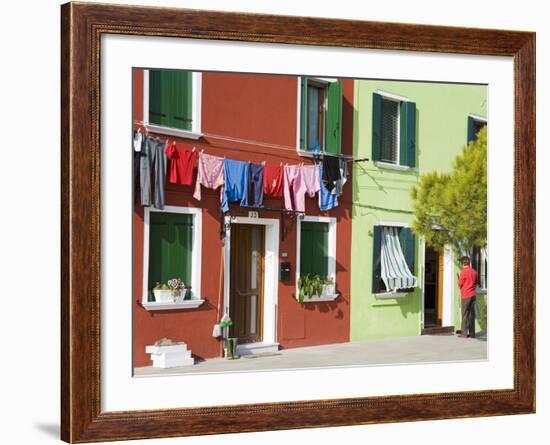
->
<box><xmin>325</xmin><ymin>80</ymin><xmax>343</xmax><ymax>154</ymax></box>
<box><xmin>300</xmin><ymin>222</ymin><xmax>329</xmax><ymax>278</ymax></box>
<box><xmin>148</xmin><ymin>212</ymin><xmax>194</xmax><ymax>299</ymax></box>
<box><xmin>372</xmin><ymin>225</ymin><xmax>382</xmax><ymax>293</ymax></box>
<box><xmin>467</xmin><ymin>116</ymin><xmax>476</xmax><ymax>143</ymax></box>
<box><xmin>300</xmin><ymin>77</ymin><xmax>308</xmax><ymax>150</ymax></box>
<box><xmin>398</xmin><ymin>227</ymin><xmax>415</xmax><ymax>274</ymax></box>
<box><xmin>372</xmin><ymin>93</ymin><xmax>383</xmax><ymax>162</ymax></box>
<box><xmin>399</xmin><ymin>101</ymin><xmax>416</xmax><ymax>167</ymax></box>
<box><xmin>149</xmin><ymin>70</ymin><xmax>171</xmax><ymax>127</ymax></box>
<box><xmin>171</xmin><ymin>71</ymin><xmax>193</xmax><ymax>130</ymax></box>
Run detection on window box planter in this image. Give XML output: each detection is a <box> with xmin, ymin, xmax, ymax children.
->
<box><xmin>153</xmin><ymin>289</ymin><xmax>174</xmax><ymax>303</ymax></box>
<box><xmin>297</xmin><ymin>284</ymin><xmax>339</xmax><ymax>303</ymax></box>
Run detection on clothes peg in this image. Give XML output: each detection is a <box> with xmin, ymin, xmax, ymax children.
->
<box><xmin>192</xmin><ymin>146</ymin><xmax>196</xmax><ymax>152</ymax></box>
<box><xmin>201</xmin><ymin>148</ymin><xmax>204</xmax><ymax>153</ymax></box>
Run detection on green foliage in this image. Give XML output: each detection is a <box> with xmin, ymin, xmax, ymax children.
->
<box><xmin>297</xmin><ymin>274</ymin><xmax>325</xmax><ymax>303</ymax></box>
<box><xmin>411</xmin><ymin>126</ymin><xmax>487</xmax><ymax>255</ymax></box>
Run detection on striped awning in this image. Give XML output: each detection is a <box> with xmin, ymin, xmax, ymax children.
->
<box><xmin>381</xmin><ymin>227</ymin><xmax>418</xmax><ymax>291</ymax></box>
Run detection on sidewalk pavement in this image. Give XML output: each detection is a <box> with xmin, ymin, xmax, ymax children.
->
<box><xmin>135</xmin><ymin>333</ymin><xmax>487</xmax><ymax>377</ymax></box>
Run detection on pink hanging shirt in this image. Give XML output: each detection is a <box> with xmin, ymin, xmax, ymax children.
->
<box><xmin>193</xmin><ymin>152</ymin><xmax>225</xmax><ymax>200</ymax></box>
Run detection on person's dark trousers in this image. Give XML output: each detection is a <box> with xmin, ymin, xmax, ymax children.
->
<box><xmin>461</xmin><ymin>296</ymin><xmax>477</xmax><ymax>337</ymax></box>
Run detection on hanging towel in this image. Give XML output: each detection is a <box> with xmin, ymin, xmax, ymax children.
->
<box><xmin>193</xmin><ymin>152</ymin><xmax>225</xmax><ymax>201</ymax></box>
<box><xmin>318</xmin><ymin>164</ymin><xmax>338</xmax><ymax>211</ymax></box>
<box><xmin>165</xmin><ymin>143</ymin><xmax>198</xmax><ymax>186</ymax></box>
<box><xmin>244</xmin><ymin>162</ymin><xmax>264</xmax><ymax>208</ymax></box>
<box><xmin>221</xmin><ymin>159</ymin><xmax>249</xmax><ymax>212</ymax></box>
<box><xmin>263</xmin><ymin>164</ymin><xmax>285</xmax><ymax>197</ymax></box>
<box><xmin>140</xmin><ymin>136</ymin><xmax>167</xmax><ymax>209</ymax></box>
<box><xmin>322</xmin><ymin>156</ymin><xmax>342</xmax><ymax>192</ymax></box>
<box><xmin>380</xmin><ymin>227</ymin><xmax>418</xmax><ymax>291</ymax></box>
<box><xmin>331</xmin><ymin>157</ymin><xmax>348</xmax><ymax>195</ymax></box>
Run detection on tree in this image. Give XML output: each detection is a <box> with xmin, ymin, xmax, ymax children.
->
<box><xmin>411</xmin><ymin>126</ymin><xmax>487</xmax><ymax>255</ymax></box>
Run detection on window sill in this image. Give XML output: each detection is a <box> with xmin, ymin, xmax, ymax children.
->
<box><xmin>142</xmin><ymin>299</ymin><xmax>205</xmax><ymax>311</ymax></box>
<box><xmin>374</xmin><ymin>161</ymin><xmax>413</xmax><ymax>172</ymax></box>
<box><xmin>145</xmin><ymin>123</ymin><xmax>203</xmax><ymax>140</ymax></box>
<box><xmin>374</xmin><ymin>291</ymin><xmax>411</xmax><ymax>299</ymax></box>
<box><xmin>296</xmin><ymin>293</ymin><xmax>339</xmax><ymax>303</ymax></box>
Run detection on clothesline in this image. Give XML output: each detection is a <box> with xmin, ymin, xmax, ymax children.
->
<box><xmin>133</xmin><ymin>120</ymin><xmax>369</xmax><ymax>163</ymax></box>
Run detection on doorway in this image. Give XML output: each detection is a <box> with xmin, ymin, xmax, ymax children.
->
<box><xmin>423</xmin><ymin>246</ymin><xmax>443</xmax><ymax>328</ymax></box>
<box><xmin>229</xmin><ymin>224</ymin><xmax>265</xmax><ymax>344</ymax></box>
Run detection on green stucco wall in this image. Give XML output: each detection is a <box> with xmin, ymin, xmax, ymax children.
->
<box><xmin>350</xmin><ymin>80</ymin><xmax>487</xmax><ymax>341</ymax></box>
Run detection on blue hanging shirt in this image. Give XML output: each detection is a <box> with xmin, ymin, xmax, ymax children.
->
<box><xmin>318</xmin><ymin>164</ymin><xmax>338</xmax><ymax>211</ymax></box>
<box><xmin>221</xmin><ymin>159</ymin><xmax>249</xmax><ymax>212</ymax></box>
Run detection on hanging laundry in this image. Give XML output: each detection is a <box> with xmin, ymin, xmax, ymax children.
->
<box><xmin>331</xmin><ymin>157</ymin><xmax>348</xmax><ymax>195</ymax></box>
<box><xmin>193</xmin><ymin>152</ymin><xmax>225</xmax><ymax>201</ymax></box>
<box><xmin>283</xmin><ymin>164</ymin><xmax>319</xmax><ymax>213</ymax></box>
<box><xmin>322</xmin><ymin>155</ymin><xmax>342</xmax><ymax>192</ymax></box>
<box><xmin>283</xmin><ymin>164</ymin><xmax>305</xmax><ymax>212</ymax></box>
<box><xmin>263</xmin><ymin>164</ymin><xmax>284</xmax><ymax>197</ymax></box>
<box><xmin>133</xmin><ymin>130</ymin><xmax>143</xmax><ymax>152</ymax></box>
<box><xmin>221</xmin><ymin>159</ymin><xmax>249</xmax><ymax>213</ymax></box>
<box><xmin>165</xmin><ymin>143</ymin><xmax>198</xmax><ymax>186</ymax></box>
<box><xmin>302</xmin><ymin>164</ymin><xmax>320</xmax><ymax>198</ymax></box>
<box><xmin>319</xmin><ymin>164</ymin><xmax>338</xmax><ymax>211</ymax></box>
<box><xmin>133</xmin><ymin>131</ymin><xmax>145</xmax><ymax>202</ymax></box>
<box><xmin>244</xmin><ymin>162</ymin><xmax>264</xmax><ymax>208</ymax></box>
<box><xmin>140</xmin><ymin>136</ymin><xmax>167</xmax><ymax>209</ymax></box>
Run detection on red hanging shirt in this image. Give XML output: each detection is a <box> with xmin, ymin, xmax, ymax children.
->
<box><xmin>263</xmin><ymin>164</ymin><xmax>284</xmax><ymax>197</ymax></box>
<box><xmin>165</xmin><ymin>143</ymin><xmax>198</xmax><ymax>186</ymax></box>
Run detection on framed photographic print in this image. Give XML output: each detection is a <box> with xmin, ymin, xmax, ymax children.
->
<box><xmin>61</xmin><ymin>2</ymin><xmax>535</xmax><ymax>442</ymax></box>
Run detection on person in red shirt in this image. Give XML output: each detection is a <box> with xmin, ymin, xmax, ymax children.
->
<box><xmin>457</xmin><ymin>256</ymin><xmax>478</xmax><ymax>338</ymax></box>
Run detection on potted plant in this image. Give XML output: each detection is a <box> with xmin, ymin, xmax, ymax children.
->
<box><xmin>322</xmin><ymin>276</ymin><xmax>336</xmax><ymax>297</ymax></box>
<box><xmin>152</xmin><ymin>278</ymin><xmax>185</xmax><ymax>303</ymax></box>
<box><xmin>297</xmin><ymin>274</ymin><xmax>324</xmax><ymax>303</ymax></box>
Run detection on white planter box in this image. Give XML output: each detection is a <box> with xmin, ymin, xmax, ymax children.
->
<box><xmin>153</xmin><ymin>289</ymin><xmax>178</xmax><ymax>303</ymax></box>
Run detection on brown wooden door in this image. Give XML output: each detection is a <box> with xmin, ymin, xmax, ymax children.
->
<box><xmin>229</xmin><ymin>224</ymin><xmax>265</xmax><ymax>344</ymax></box>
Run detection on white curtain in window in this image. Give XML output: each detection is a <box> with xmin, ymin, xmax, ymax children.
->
<box><xmin>381</xmin><ymin>227</ymin><xmax>418</xmax><ymax>291</ymax></box>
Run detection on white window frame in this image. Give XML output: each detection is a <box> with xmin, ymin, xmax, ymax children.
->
<box><xmin>374</xmin><ymin>90</ymin><xmax>414</xmax><ymax>172</ymax></box>
<box><xmin>141</xmin><ymin>206</ymin><xmax>203</xmax><ymax>310</ymax></box>
<box><xmin>373</xmin><ymin>221</ymin><xmax>414</xmax><ymax>299</ymax></box>
<box><xmin>473</xmin><ymin>246</ymin><xmax>488</xmax><ymax>293</ymax></box>
<box><xmin>142</xmin><ymin>70</ymin><xmax>203</xmax><ymax>140</ymax></box>
<box><xmin>295</xmin><ymin>215</ymin><xmax>338</xmax><ymax>302</ymax></box>
<box><xmin>295</xmin><ymin>77</ymin><xmax>338</xmax><ymax>157</ymax></box>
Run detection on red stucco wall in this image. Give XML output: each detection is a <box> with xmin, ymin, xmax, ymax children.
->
<box><xmin>133</xmin><ymin>70</ymin><xmax>353</xmax><ymax>368</ymax></box>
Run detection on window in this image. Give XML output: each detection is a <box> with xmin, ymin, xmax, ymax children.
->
<box><xmin>372</xmin><ymin>92</ymin><xmax>416</xmax><ymax>168</ymax></box>
<box><xmin>299</xmin><ymin>77</ymin><xmax>343</xmax><ymax>154</ymax></box>
<box><xmin>296</xmin><ymin>216</ymin><xmax>337</xmax><ymax>296</ymax></box>
<box><xmin>471</xmin><ymin>246</ymin><xmax>488</xmax><ymax>290</ymax></box>
<box><xmin>467</xmin><ymin>115</ymin><xmax>487</xmax><ymax>143</ymax></box>
<box><xmin>372</xmin><ymin>224</ymin><xmax>417</xmax><ymax>294</ymax></box>
<box><xmin>142</xmin><ymin>207</ymin><xmax>202</xmax><ymax>304</ymax></box>
<box><xmin>145</xmin><ymin>69</ymin><xmax>201</xmax><ymax>137</ymax></box>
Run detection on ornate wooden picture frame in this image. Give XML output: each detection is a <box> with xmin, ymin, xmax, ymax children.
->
<box><xmin>61</xmin><ymin>2</ymin><xmax>535</xmax><ymax>442</ymax></box>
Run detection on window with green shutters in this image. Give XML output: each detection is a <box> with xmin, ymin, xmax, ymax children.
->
<box><xmin>299</xmin><ymin>221</ymin><xmax>329</xmax><ymax>279</ymax></box>
<box><xmin>372</xmin><ymin>225</ymin><xmax>416</xmax><ymax>293</ymax></box>
<box><xmin>148</xmin><ymin>70</ymin><xmax>193</xmax><ymax>131</ymax></box>
<box><xmin>147</xmin><ymin>211</ymin><xmax>194</xmax><ymax>301</ymax></box>
<box><xmin>299</xmin><ymin>77</ymin><xmax>343</xmax><ymax>154</ymax></box>
<box><xmin>372</xmin><ymin>93</ymin><xmax>416</xmax><ymax>167</ymax></box>
<box><xmin>467</xmin><ymin>115</ymin><xmax>487</xmax><ymax>143</ymax></box>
